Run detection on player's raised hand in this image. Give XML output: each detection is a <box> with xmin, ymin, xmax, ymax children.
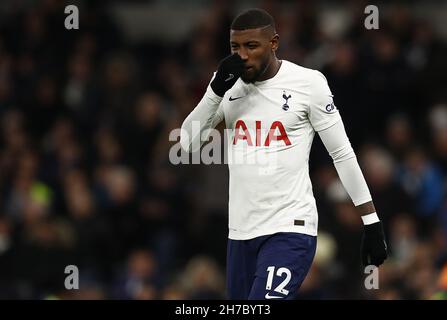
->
<box><xmin>361</xmin><ymin>221</ymin><xmax>388</xmax><ymax>267</ymax></box>
<box><xmin>210</xmin><ymin>53</ymin><xmax>244</xmax><ymax>97</ymax></box>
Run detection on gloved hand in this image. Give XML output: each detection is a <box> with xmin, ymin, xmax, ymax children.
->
<box><xmin>210</xmin><ymin>53</ymin><xmax>244</xmax><ymax>97</ymax></box>
<box><xmin>361</xmin><ymin>221</ymin><xmax>388</xmax><ymax>267</ymax></box>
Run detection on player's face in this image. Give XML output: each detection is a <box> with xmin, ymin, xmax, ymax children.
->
<box><xmin>230</xmin><ymin>27</ymin><xmax>278</xmax><ymax>83</ymax></box>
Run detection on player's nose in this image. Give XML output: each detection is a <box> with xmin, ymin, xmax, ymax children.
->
<box><xmin>236</xmin><ymin>48</ymin><xmax>249</xmax><ymax>61</ymax></box>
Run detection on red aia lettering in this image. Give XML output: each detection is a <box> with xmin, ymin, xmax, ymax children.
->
<box><xmin>233</xmin><ymin>119</ymin><xmax>253</xmax><ymax>146</ymax></box>
<box><xmin>265</xmin><ymin>121</ymin><xmax>291</xmax><ymax>146</ymax></box>
<box><xmin>233</xmin><ymin>120</ymin><xmax>291</xmax><ymax>146</ymax></box>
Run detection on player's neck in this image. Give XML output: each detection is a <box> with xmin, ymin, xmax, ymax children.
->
<box><xmin>256</xmin><ymin>57</ymin><xmax>282</xmax><ymax>82</ymax></box>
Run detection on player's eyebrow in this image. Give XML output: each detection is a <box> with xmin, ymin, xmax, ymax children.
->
<box><xmin>230</xmin><ymin>40</ymin><xmax>261</xmax><ymax>46</ymax></box>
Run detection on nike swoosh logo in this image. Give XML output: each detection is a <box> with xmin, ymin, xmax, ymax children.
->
<box><xmin>229</xmin><ymin>96</ymin><xmax>245</xmax><ymax>101</ymax></box>
<box><xmin>225</xmin><ymin>73</ymin><xmax>234</xmax><ymax>82</ymax></box>
<box><xmin>265</xmin><ymin>292</ymin><xmax>283</xmax><ymax>299</ymax></box>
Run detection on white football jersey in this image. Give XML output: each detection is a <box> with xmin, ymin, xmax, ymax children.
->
<box><xmin>213</xmin><ymin>60</ymin><xmax>341</xmax><ymax>240</ymax></box>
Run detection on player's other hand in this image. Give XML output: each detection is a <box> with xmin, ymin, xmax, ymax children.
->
<box><xmin>211</xmin><ymin>53</ymin><xmax>244</xmax><ymax>97</ymax></box>
<box><xmin>361</xmin><ymin>221</ymin><xmax>388</xmax><ymax>267</ymax></box>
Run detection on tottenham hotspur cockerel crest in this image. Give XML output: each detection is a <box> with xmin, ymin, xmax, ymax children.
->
<box><xmin>282</xmin><ymin>91</ymin><xmax>291</xmax><ymax>111</ymax></box>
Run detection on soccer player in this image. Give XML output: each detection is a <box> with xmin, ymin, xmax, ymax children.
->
<box><xmin>180</xmin><ymin>8</ymin><xmax>387</xmax><ymax>299</ymax></box>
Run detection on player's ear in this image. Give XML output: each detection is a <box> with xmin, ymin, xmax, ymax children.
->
<box><xmin>271</xmin><ymin>34</ymin><xmax>279</xmax><ymax>52</ymax></box>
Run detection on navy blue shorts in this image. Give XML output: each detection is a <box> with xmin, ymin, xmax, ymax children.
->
<box><xmin>226</xmin><ymin>232</ymin><xmax>316</xmax><ymax>300</ymax></box>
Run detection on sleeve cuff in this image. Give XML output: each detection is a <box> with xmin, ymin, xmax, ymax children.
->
<box><xmin>206</xmin><ymin>86</ymin><xmax>224</xmax><ymax>104</ymax></box>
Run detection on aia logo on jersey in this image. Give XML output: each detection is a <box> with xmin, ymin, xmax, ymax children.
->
<box><xmin>233</xmin><ymin>120</ymin><xmax>291</xmax><ymax>146</ymax></box>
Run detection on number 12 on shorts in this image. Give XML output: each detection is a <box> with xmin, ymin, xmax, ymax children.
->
<box><xmin>265</xmin><ymin>266</ymin><xmax>291</xmax><ymax>295</ymax></box>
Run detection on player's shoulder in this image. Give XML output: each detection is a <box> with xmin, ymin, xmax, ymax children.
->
<box><xmin>281</xmin><ymin>60</ymin><xmax>328</xmax><ymax>86</ymax></box>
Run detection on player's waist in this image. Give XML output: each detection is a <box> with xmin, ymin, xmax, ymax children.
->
<box><xmin>228</xmin><ymin>224</ymin><xmax>317</xmax><ymax>240</ymax></box>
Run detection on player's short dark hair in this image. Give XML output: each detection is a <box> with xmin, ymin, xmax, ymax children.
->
<box><xmin>231</xmin><ymin>8</ymin><xmax>275</xmax><ymax>31</ymax></box>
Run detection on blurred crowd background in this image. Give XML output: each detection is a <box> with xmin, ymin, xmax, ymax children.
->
<box><xmin>0</xmin><ymin>0</ymin><xmax>446</xmax><ymax>299</ymax></box>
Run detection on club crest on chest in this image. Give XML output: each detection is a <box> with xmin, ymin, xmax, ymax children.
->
<box><xmin>282</xmin><ymin>91</ymin><xmax>291</xmax><ymax>111</ymax></box>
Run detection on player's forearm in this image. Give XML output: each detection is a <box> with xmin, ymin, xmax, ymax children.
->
<box><xmin>319</xmin><ymin>120</ymin><xmax>386</xmax><ymax>261</ymax></box>
<box><xmin>318</xmin><ymin>120</ymin><xmax>373</xmax><ymax>206</ymax></box>
<box><xmin>180</xmin><ymin>87</ymin><xmax>223</xmax><ymax>153</ymax></box>
<box><xmin>333</xmin><ymin>157</ymin><xmax>372</xmax><ymax>206</ymax></box>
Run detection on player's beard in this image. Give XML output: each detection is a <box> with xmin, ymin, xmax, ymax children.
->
<box><xmin>241</xmin><ymin>58</ymin><xmax>270</xmax><ymax>83</ymax></box>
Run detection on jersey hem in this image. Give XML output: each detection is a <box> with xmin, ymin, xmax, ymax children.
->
<box><xmin>228</xmin><ymin>225</ymin><xmax>317</xmax><ymax>240</ymax></box>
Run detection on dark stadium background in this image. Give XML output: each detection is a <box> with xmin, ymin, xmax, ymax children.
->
<box><xmin>0</xmin><ymin>0</ymin><xmax>446</xmax><ymax>299</ymax></box>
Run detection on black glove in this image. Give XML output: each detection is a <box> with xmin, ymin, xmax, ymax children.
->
<box><xmin>210</xmin><ymin>53</ymin><xmax>244</xmax><ymax>97</ymax></box>
<box><xmin>361</xmin><ymin>221</ymin><xmax>388</xmax><ymax>267</ymax></box>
